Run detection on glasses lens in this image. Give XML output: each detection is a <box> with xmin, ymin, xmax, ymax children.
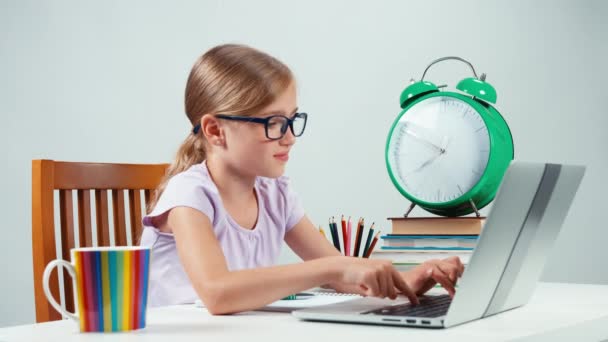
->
<box><xmin>291</xmin><ymin>113</ymin><xmax>307</xmax><ymax>137</ymax></box>
<box><xmin>267</xmin><ymin>116</ymin><xmax>288</xmax><ymax>140</ymax></box>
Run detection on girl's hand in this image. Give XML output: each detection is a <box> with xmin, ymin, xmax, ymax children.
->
<box><xmin>402</xmin><ymin>256</ymin><xmax>465</xmax><ymax>298</ymax></box>
<box><xmin>329</xmin><ymin>257</ymin><xmax>420</xmax><ymax>305</ymax></box>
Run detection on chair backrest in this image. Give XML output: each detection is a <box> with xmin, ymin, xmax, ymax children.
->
<box><xmin>32</xmin><ymin>159</ymin><xmax>169</xmax><ymax>323</ymax></box>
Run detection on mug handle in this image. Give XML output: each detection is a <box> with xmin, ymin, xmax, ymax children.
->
<box><xmin>42</xmin><ymin>260</ymin><xmax>78</xmax><ymax>321</ymax></box>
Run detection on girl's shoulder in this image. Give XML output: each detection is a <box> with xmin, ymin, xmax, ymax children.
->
<box><xmin>152</xmin><ymin>163</ymin><xmax>220</xmax><ymax>216</ymax></box>
<box><xmin>145</xmin><ymin>162</ymin><xmax>218</xmax><ymax>226</ymax></box>
<box><xmin>166</xmin><ymin>162</ymin><xmax>218</xmax><ymax>195</ymax></box>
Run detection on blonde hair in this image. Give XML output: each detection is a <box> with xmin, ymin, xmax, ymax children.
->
<box><xmin>148</xmin><ymin>44</ymin><xmax>294</xmax><ymax>213</ymax></box>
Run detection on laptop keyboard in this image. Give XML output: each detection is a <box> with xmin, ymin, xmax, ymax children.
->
<box><xmin>365</xmin><ymin>294</ymin><xmax>452</xmax><ymax>318</ymax></box>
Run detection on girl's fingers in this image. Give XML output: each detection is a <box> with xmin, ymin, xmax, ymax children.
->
<box><xmin>364</xmin><ymin>273</ymin><xmax>380</xmax><ymax>297</ymax></box>
<box><xmin>445</xmin><ymin>256</ymin><xmax>465</xmax><ymax>277</ymax></box>
<box><xmin>377</xmin><ymin>267</ymin><xmax>388</xmax><ymax>298</ymax></box>
<box><xmin>436</xmin><ymin>262</ymin><xmax>459</xmax><ymax>283</ymax></box>
<box><xmin>386</xmin><ymin>271</ymin><xmax>397</xmax><ymax>299</ymax></box>
<box><xmin>429</xmin><ymin>265</ymin><xmax>456</xmax><ymax>297</ymax></box>
<box><xmin>392</xmin><ymin>269</ymin><xmax>419</xmax><ymax>305</ymax></box>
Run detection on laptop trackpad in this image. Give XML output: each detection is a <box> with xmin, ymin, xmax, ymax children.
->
<box><xmin>297</xmin><ymin>297</ymin><xmax>411</xmax><ymax>314</ymax></box>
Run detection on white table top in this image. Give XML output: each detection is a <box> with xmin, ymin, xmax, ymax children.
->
<box><xmin>2</xmin><ymin>282</ymin><xmax>608</xmax><ymax>342</ymax></box>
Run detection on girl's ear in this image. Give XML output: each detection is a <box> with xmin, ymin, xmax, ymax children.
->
<box><xmin>200</xmin><ymin>115</ymin><xmax>225</xmax><ymax>146</ymax></box>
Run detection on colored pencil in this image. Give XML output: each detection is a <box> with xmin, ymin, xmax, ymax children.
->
<box><xmin>362</xmin><ymin>223</ymin><xmax>375</xmax><ymax>257</ymax></box>
<box><xmin>341</xmin><ymin>215</ymin><xmax>348</xmax><ymax>255</ymax></box>
<box><xmin>328</xmin><ymin>218</ymin><xmax>334</xmax><ymax>248</ymax></box>
<box><xmin>319</xmin><ymin>225</ymin><xmax>326</xmax><ymax>238</ymax></box>
<box><xmin>329</xmin><ymin>217</ymin><xmax>341</xmax><ymax>252</ymax></box>
<box><xmin>364</xmin><ymin>231</ymin><xmax>382</xmax><ymax>258</ymax></box>
<box><xmin>334</xmin><ymin>217</ymin><xmax>342</xmax><ymax>253</ymax></box>
<box><xmin>354</xmin><ymin>218</ymin><xmax>364</xmax><ymax>257</ymax></box>
<box><xmin>334</xmin><ymin>217</ymin><xmax>342</xmax><ymax>254</ymax></box>
<box><xmin>345</xmin><ymin>217</ymin><xmax>352</xmax><ymax>257</ymax></box>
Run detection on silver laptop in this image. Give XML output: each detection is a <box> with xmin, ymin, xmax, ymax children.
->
<box><xmin>293</xmin><ymin>161</ymin><xmax>585</xmax><ymax>328</ymax></box>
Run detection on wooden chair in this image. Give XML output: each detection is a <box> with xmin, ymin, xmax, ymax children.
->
<box><xmin>32</xmin><ymin>159</ymin><xmax>168</xmax><ymax>323</ymax></box>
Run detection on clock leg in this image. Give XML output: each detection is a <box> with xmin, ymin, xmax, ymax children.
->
<box><xmin>404</xmin><ymin>202</ymin><xmax>416</xmax><ymax>217</ymax></box>
<box><xmin>469</xmin><ymin>199</ymin><xmax>481</xmax><ymax>217</ymax></box>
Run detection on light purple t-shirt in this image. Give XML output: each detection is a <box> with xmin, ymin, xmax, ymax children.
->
<box><xmin>139</xmin><ymin>161</ymin><xmax>305</xmax><ymax>307</ymax></box>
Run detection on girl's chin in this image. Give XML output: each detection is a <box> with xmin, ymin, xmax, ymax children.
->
<box><xmin>263</xmin><ymin>165</ymin><xmax>286</xmax><ymax>178</ymax></box>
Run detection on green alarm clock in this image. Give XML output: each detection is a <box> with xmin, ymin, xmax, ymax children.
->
<box><xmin>385</xmin><ymin>57</ymin><xmax>514</xmax><ymax>217</ymax></box>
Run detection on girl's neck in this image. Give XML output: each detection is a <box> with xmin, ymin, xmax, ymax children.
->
<box><xmin>205</xmin><ymin>157</ymin><xmax>256</xmax><ymax>203</ymax></box>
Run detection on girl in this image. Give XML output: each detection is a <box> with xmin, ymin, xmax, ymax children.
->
<box><xmin>140</xmin><ymin>44</ymin><xmax>464</xmax><ymax>315</ymax></box>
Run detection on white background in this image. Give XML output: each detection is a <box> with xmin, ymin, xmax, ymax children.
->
<box><xmin>1</xmin><ymin>0</ymin><xmax>606</xmax><ymax>327</ymax></box>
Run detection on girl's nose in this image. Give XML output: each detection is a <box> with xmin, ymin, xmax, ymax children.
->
<box><xmin>279</xmin><ymin>127</ymin><xmax>296</xmax><ymax>145</ymax></box>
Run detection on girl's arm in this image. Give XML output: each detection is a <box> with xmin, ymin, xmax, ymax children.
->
<box><xmin>284</xmin><ymin>215</ymin><xmax>365</xmax><ymax>294</ymax></box>
<box><xmin>284</xmin><ymin>215</ymin><xmax>342</xmax><ymax>260</ymax></box>
<box><xmin>285</xmin><ymin>215</ymin><xmax>370</xmax><ymax>295</ymax></box>
<box><xmin>170</xmin><ymin>207</ymin><xmax>416</xmax><ymax>314</ymax></box>
<box><xmin>284</xmin><ymin>215</ymin><xmax>464</xmax><ymax>297</ymax></box>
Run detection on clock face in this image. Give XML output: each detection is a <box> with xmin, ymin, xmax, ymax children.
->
<box><xmin>387</xmin><ymin>96</ymin><xmax>490</xmax><ymax>203</ymax></box>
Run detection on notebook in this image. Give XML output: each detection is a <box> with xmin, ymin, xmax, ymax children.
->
<box><xmin>194</xmin><ymin>290</ymin><xmax>361</xmax><ymax>313</ymax></box>
<box><xmin>259</xmin><ymin>291</ymin><xmax>361</xmax><ymax>313</ymax></box>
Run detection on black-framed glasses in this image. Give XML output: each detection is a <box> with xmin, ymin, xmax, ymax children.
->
<box><xmin>213</xmin><ymin>112</ymin><xmax>308</xmax><ymax>141</ymax></box>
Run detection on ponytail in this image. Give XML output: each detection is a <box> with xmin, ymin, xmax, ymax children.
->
<box><xmin>147</xmin><ymin>132</ymin><xmax>206</xmax><ymax>213</ymax></box>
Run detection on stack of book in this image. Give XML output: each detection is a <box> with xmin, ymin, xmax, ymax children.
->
<box><xmin>370</xmin><ymin>216</ymin><xmax>485</xmax><ymax>272</ymax></box>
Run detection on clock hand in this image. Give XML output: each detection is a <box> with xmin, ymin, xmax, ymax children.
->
<box><xmin>403</xmin><ymin>127</ymin><xmax>446</xmax><ymax>154</ymax></box>
<box><xmin>409</xmin><ymin>154</ymin><xmax>441</xmax><ymax>174</ymax></box>
<box><xmin>406</xmin><ymin>137</ymin><xmax>450</xmax><ymax>176</ymax></box>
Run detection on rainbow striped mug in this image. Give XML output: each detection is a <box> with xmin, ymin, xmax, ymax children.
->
<box><xmin>42</xmin><ymin>246</ymin><xmax>150</xmax><ymax>332</ymax></box>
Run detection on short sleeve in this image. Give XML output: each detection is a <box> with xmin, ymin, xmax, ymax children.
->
<box><xmin>143</xmin><ymin>174</ymin><xmax>216</xmax><ymax>227</ymax></box>
<box><xmin>278</xmin><ymin>177</ymin><xmax>305</xmax><ymax>232</ymax></box>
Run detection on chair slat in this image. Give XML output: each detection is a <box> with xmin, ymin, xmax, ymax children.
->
<box><xmin>144</xmin><ymin>189</ymin><xmax>152</xmax><ymax>210</ymax></box>
<box><xmin>32</xmin><ymin>160</ymin><xmax>62</xmax><ymax>322</ymax></box>
<box><xmin>77</xmin><ymin>190</ymin><xmax>93</xmax><ymax>246</ymax></box>
<box><xmin>129</xmin><ymin>190</ymin><xmax>143</xmax><ymax>246</ymax></box>
<box><xmin>113</xmin><ymin>190</ymin><xmax>127</xmax><ymax>246</ymax></box>
<box><xmin>59</xmin><ymin>190</ymin><xmax>75</xmax><ymax>314</ymax></box>
<box><xmin>95</xmin><ymin>190</ymin><xmax>110</xmax><ymax>246</ymax></box>
<box><xmin>53</xmin><ymin>162</ymin><xmax>167</xmax><ymax>189</ymax></box>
